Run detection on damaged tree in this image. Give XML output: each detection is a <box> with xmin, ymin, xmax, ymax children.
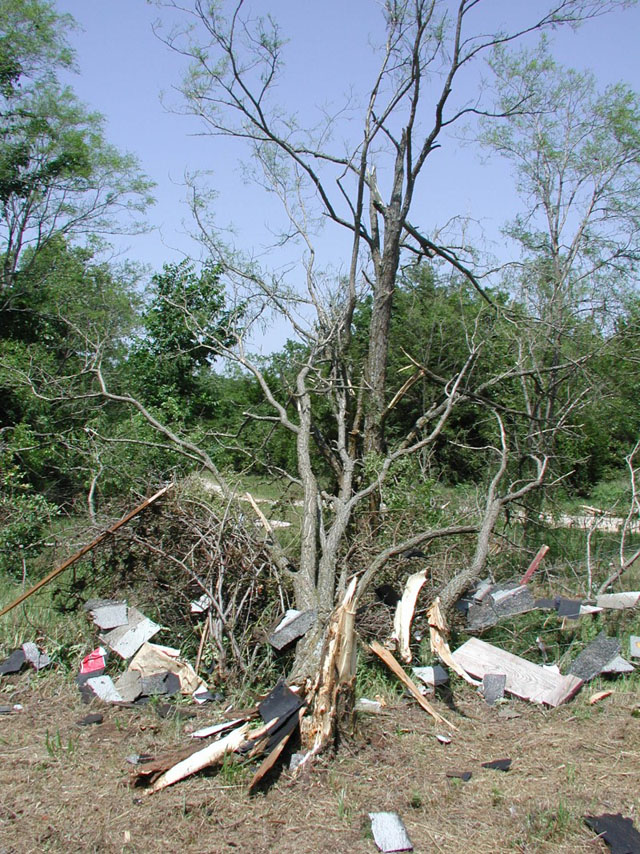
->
<box><xmin>13</xmin><ymin>0</ymin><xmax>637</xmax><ymax>753</ymax></box>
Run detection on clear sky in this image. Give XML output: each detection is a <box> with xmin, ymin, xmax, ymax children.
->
<box><xmin>53</xmin><ymin>0</ymin><xmax>640</xmax><ymax>347</ymax></box>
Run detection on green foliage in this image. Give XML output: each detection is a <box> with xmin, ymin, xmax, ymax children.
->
<box><xmin>0</xmin><ymin>0</ymin><xmax>153</xmax><ymax>294</ymax></box>
<box><xmin>0</xmin><ymin>451</ymin><xmax>58</xmax><ymax>577</ymax></box>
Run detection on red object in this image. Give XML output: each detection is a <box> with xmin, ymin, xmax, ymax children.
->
<box><xmin>80</xmin><ymin>647</ymin><xmax>107</xmax><ymax>674</ymax></box>
<box><xmin>520</xmin><ymin>545</ymin><xmax>549</xmax><ymax>586</ymax></box>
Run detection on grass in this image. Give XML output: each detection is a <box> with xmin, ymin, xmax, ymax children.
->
<box><xmin>355</xmin><ymin>651</ymin><xmax>405</xmax><ymax>703</ymax></box>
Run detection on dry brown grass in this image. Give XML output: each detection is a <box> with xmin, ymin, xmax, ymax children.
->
<box><xmin>1</xmin><ymin>667</ymin><xmax>638</xmax><ymax>853</ymax></box>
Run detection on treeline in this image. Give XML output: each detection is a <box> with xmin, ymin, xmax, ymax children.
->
<box><xmin>2</xmin><ymin>0</ymin><xmax>640</xmax><ymax>584</ymax></box>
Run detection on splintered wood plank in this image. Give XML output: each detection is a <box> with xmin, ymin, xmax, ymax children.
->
<box><xmin>451</xmin><ymin>638</ymin><xmax>583</xmax><ymax>707</ymax></box>
<box><xmin>369</xmin><ymin>641</ymin><xmax>456</xmax><ymax>730</ymax></box>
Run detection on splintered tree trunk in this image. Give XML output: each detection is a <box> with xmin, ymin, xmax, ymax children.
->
<box><xmin>298</xmin><ymin>577</ymin><xmax>358</xmax><ymax>756</ymax></box>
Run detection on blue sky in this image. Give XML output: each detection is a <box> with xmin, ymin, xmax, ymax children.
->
<box><xmin>53</xmin><ymin>0</ymin><xmax>640</xmax><ymax>348</ymax></box>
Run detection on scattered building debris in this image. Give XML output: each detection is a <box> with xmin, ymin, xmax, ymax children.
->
<box><xmin>85</xmin><ymin>599</ymin><xmax>128</xmax><ymax>630</ymax></box>
<box><xmin>584</xmin><ymin>813</ymin><xmax>640</xmax><ymax>854</ymax></box>
<box><xmin>100</xmin><ymin>607</ymin><xmax>161</xmax><ymax>659</ymax></box>
<box><xmin>369</xmin><ymin>640</ymin><xmax>456</xmax><ymax>729</ymax></box>
<box><xmin>435</xmin><ymin>734</ymin><xmax>451</xmax><ymax>744</ymax></box>
<box><xmin>451</xmin><ymin>638</ymin><xmax>583</xmax><ymax>707</ymax></box>
<box><xmin>446</xmin><ymin>770</ymin><xmax>472</xmax><ymax>781</ymax></box>
<box><xmin>589</xmin><ymin>690</ymin><xmax>613</xmax><ymax>705</ymax></box>
<box><xmin>412</xmin><ymin>664</ymin><xmax>448</xmax><ymax>693</ymax></box>
<box><xmin>355</xmin><ymin>698</ymin><xmax>385</xmax><ymax>713</ymax></box>
<box><xmin>79</xmin><ymin>647</ymin><xmax>107</xmax><ymax>678</ymax></box>
<box><xmin>601</xmin><ymin>655</ymin><xmax>635</xmax><ymax>676</ymax></box>
<box><xmin>567</xmin><ymin>632</ymin><xmax>621</xmax><ymax>682</ymax></box>
<box><xmin>84</xmin><ymin>675</ymin><xmax>123</xmax><ymax>703</ymax></box>
<box><xmin>21</xmin><ymin>642</ymin><xmax>50</xmax><ymax>670</ymax></box>
<box><xmin>595</xmin><ymin>592</ymin><xmax>640</xmax><ymax>610</ymax></box>
<box><xmin>467</xmin><ymin>584</ymin><xmax>536</xmax><ymax>630</ymax></box>
<box><xmin>0</xmin><ymin>704</ymin><xmax>23</xmax><ymax>714</ymax></box>
<box><xmin>0</xmin><ymin>648</ymin><xmax>26</xmax><ymax>675</ymax></box>
<box><xmin>519</xmin><ymin>544</ymin><xmax>549</xmax><ymax>585</ymax></box>
<box><xmin>190</xmin><ymin>593</ymin><xmax>212</xmax><ymax>614</ymax></box>
<box><xmin>114</xmin><ymin>670</ymin><xmax>143</xmax><ymax>703</ymax></box>
<box><xmin>392</xmin><ymin>569</ymin><xmax>427</xmax><ymax>663</ymax></box>
<box><xmin>481</xmin><ymin>673</ymin><xmax>506</xmax><ymax>706</ymax></box>
<box><xmin>268</xmin><ymin>609</ymin><xmax>317</xmax><ymax>651</ymax></box>
<box><xmin>368</xmin><ymin>811</ymin><xmax>413</xmax><ymax>853</ymax></box>
<box><xmin>472</xmin><ymin>578</ymin><xmax>493</xmax><ymax>602</ymax></box>
<box><xmin>76</xmin><ymin>713</ymin><xmax>104</xmax><ymax>726</ymax></box>
<box><xmin>555</xmin><ymin>598</ymin><xmax>582</xmax><ymax>619</ymax></box>
<box><xmin>127</xmin><ymin>642</ymin><xmax>207</xmax><ymax>696</ymax></box>
<box><xmin>481</xmin><ymin>758</ymin><xmax>512</xmax><ymax>772</ymax></box>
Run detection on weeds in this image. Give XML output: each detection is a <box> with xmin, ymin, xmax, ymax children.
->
<box><xmin>524</xmin><ymin>800</ymin><xmax>575</xmax><ymax>844</ymax></box>
<box><xmin>45</xmin><ymin>728</ymin><xmax>76</xmax><ymax>758</ymax></box>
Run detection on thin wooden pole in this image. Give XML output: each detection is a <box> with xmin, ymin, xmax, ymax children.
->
<box><xmin>0</xmin><ymin>484</ymin><xmax>172</xmax><ymax>619</ymax></box>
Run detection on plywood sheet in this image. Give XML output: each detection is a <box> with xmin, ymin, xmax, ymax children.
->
<box><xmin>451</xmin><ymin>637</ymin><xmax>583</xmax><ymax>707</ymax></box>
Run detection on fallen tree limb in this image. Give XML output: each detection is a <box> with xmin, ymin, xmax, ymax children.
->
<box><xmin>0</xmin><ymin>485</ymin><xmax>173</xmax><ymax>619</ymax></box>
<box><xmin>143</xmin><ymin>723</ymin><xmax>250</xmax><ymax>796</ymax></box>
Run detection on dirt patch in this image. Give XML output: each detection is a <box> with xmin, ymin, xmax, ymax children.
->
<box><xmin>1</xmin><ymin>672</ymin><xmax>638</xmax><ymax>853</ymax></box>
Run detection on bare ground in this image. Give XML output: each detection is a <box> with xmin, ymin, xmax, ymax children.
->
<box><xmin>1</xmin><ymin>669</ymin><xmax>638</xmax><ymax>854</ymax></box>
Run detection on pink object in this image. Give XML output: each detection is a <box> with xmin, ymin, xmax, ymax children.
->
<box><xmin>80</xmin><ymin>647</ymin><xmax>108</xmax><ymax>674</ymax></box>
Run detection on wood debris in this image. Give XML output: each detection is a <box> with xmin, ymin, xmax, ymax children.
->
<box><xmin>369</xmin><ymin>641</ymin><xmax>456</xmax><ymax>730</ymax></box>
<box><xmin>0</xmin><ymin>485</ymin><xmax>172</xmax><ymax>619</ymax></box>
<box><xmin>519</xmin><ymin>544</ymin><xmax>549</xmax><ymax>585</ymax></box>
<box><xmin>451</xmin><ymin>637</ymin><xmax>583</xmax><ymax>707</ymax></box>
<box><xmin>589</xmin><ymin>690</ymin><xmax>613</xmax><ymax>705</ymax></box>
<box><xmin>391</xmin><ymin>569</ymin><xmax>426</xmax><ymax>663</ymax></box>
<box><xmin>143</xmin><ymin>724</ymin><xmax>250</xmax><ymax>795</ymax></box>
<box><xmin>595</xmin><ymin>592</ymin><xmax>640</xmax><ymax>610</ymax></box>
<box><xmin>302</xmin><ymin>577</ymin><xmax>358</xmax><ymax>757</ymax></box>
<box><xmin>427</xmin><ymin>597</ymin><xmax>478</xmax><ymax>686</ymax></box>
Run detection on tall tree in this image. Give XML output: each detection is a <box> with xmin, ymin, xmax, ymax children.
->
<box><xmin>0</xmin><ymin>0</ymin><xmax>153</xmax><ymax>301</ymax></box>
<box><xmin>22</xmin><ymin>0</ymin><xmax>639</xmax><ymax>752</ymax></box>
<box><xmin>481</xmin><ymin>42</ymin><xmax>640</xmax><ymax>486</ymax></box>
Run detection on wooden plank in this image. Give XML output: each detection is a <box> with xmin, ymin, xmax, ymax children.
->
<box><xmin>369</xmin><ymin>641</ymin><xmax>456</xmax><ymax>729</ymax></box>
<box><xmin>0</xmin><ymin>485</ymin><xmax>172</xmax><ymax>619</ymax></box>
<box><xmin>451</xmin><ymin>637</ymin><xmax>583</xmax><ymax>707</ymax></box>
<box><xmin>520</xmin><ymin>544</ymin><xmax>549</xmax><ymax>585</ymax></box>
<box><xmin>595</xmin><ymin>592</ymin><xmax>640</xmax><ymax>610</ymax></box>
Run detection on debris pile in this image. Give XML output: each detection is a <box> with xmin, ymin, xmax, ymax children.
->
<box><xmin>1</xmin><ymin>492</ymin><xmax>638</xmax><ymax>854</ymax></box>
